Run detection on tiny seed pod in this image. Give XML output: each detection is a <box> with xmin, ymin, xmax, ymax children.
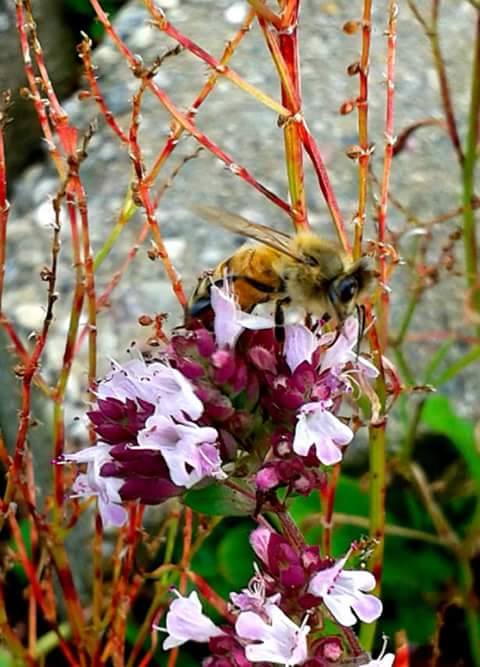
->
<box><xmin>347</xmin><ymin>62</ymin><xmax>361</xmax><ymax>76</ymax></box>
<box><xmin>138</xmin><ymin>314</ymin><xmax>154</xmax><ymax>326</ymax></box>
<box><xmin>339</xmin><ymin>99</ymin><xmax>356</xmax><ymax>115</ymax></box>
<box><xmin>342</xmin><ymin>20</ymin><xmax>361</xmax><ymax>34</ymax></box>
<box><xmin>345</xmin><ymin>145</ymin><xmax>362</xmax><ymax>160</ymax></box>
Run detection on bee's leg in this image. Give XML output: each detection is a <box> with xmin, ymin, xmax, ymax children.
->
<box><xmin>274</xmin><ymin>297</ymin><xmax>291</xmax><ymax>343</ymax></box>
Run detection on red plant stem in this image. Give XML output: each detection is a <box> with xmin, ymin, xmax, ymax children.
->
<box><xmin>0</xmin><ymin>93</ymin><xmax>10</xmax><ymax>312</ymax></box>
<box><xmin>255</xmin><ymin>15</ymin><xmax>348</xmax><ymax>244</ymax></box>
<box><xmin>247</xmin><ymin>0</ymin><xmax>282</xmax><ymax>28</ymax></box>
<box><xmin>179</xmin><ymin>507</ymin><xmax>193</xmax><ymax>594</ymax></box>
<box><xmin>0</xmin><ymin>583</ymin><xmax>37</xmax><ymax>667</ymax></box>
<box><xmin>7</xmin><ymin>513</ymin><xmax>81</xmax><ymax>665</ymax></box>
<box><xmin>321</xmin><ymin>462</ymin><xmax>341</xmax><ymax>556</ymax></box>
<box><xmin>78</xmin><ymin>36</ymin><xmax>129</xmax><ymax>145</ymax></box>
<box><xmin>15</xmin><ymin>2</ymin><xmax>65</xmax><ymax>176</ymax></box>
<box><xmin>102</xmin><ymin>505</ymin><xmax>145</xmax><ymax>662</ymax></box>
<box><xmin>279</xmin><ymin>19</ymin><xmax>308</xmax><ymax>231</ymax></box>
<box><xmin>76</xmin><ymin>221</ymin><xmax>149</xmax><ymax>350</ymax></box>
<box><xmin>299</xmin><ymin>123</ymin><xmax>351</xmax><ymax>251</ymax></box>
<box><xmin>129</xmin><ymin>81</ymin><xmax>186</xmax><ymax>306</ymax></box>
<box><xmin>144</xmin><ymin>8</ymin><xmax>255</xmax><ymax>188</ymax></box>
<box><xmin>145</xmin><ymin>0</ymin><xmax>291</xmax><ymax>118</ymax></box>
<box><xmin>89</xmin><ymin>0</ymin><xmax>292</xmax><ymax>215</ymax></box>
<box><xmin>10</xmin><ymin>193</ymin><xmax>62</xmax><ymax>501</ymax></box>
<box><xmin>353</xmin><ymin>0</ymin><xmax>373</xmax><ymax>259</ymax></box>
<box><xmin>187</xmin><ymin>572</ymin><xmax>234</xmax><ymax>620</ymax></box>
<box><xmin>255</xmin><ymin>8</ymin><xmax>308</xmax><ymax>232</ymax></box>
<box><xmin>376</xmin><ymin>1</ymin><xmax>398</xmax><ymax>349</ymax></box>
<box><xmin>26</xmin><ymin>455</ymin><xmax>38</xmax><ymax>655</ymax></box>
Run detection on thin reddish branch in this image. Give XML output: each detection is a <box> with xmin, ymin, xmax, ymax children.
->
<box><xmin>15</xmin><ymin>1</ymin><xmax>65</xmax><ymax>176</ymax></box>
<box><xmin>352</xmin><ymin>0</ymin><xmax>373</xmax><ymax>258</ymax></box>
<box><xmin>7</xmin><ymin>513</ymin><xmax>80</xmax><ymax>666</ymax></box>
<box><xmin>78</xmin><ymin>35</ymin><xmax>129</xmax><ymax>144</ymax></box>
<box><xmin>89</xmin><ymin>0</ymin><xmax>292</xmax><ymax>215</ymax></box>
<box><xmin>143</xmin><ymin>8</ymin><xmax>255</xmax><ymax>188</ymax></box>
<box><xmin>0</xmin><ymin>91</ymin><xmax>11</xmax><ymax>312</ymax></box>
<box><xmin>129</xmin><ymin>78</ymin><xmax>186</xmax><ymax>306</ymax></box>
<box><xmin>299</xmin><ymin>123</ymin><xmax>350</xmax><ymax>251</ymax></box>
<box><xmin>376</xmin><ymin>1</ymin><xmax>398</xmax><ymax>349</ymax></box>
<box><xmin>145</xmin><ymin>0</ymin><xmax>291</xmax><ymax>117</ymax></box>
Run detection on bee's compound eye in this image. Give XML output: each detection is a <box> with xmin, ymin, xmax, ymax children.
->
<box><xmin>337</xmin><ymin>276</ymin><xmax>358</xmax><ymax>303</ymax></box>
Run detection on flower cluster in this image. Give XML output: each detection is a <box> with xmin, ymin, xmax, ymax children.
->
<box><xmin>58</xmin><ymin>283</ymin><xmax>377</xmax><ymax>525</ymax></box>
<box><xmin>58</xmin><ymin>359</ymin><xmax>225</xmax><ymax>526</ymax></box>
<box><xmin>155</xmin><ymin>527</ymin><xmax>393</xmax><ymax>666</ymax></box>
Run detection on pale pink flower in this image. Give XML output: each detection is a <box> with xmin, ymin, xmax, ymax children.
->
<box><xmin>320</xmin><ymin>317</ymin><xmax>378</xmax><ymax>379</ymax></box>
<box><xmin>249</xmin><ymin>526</ymin><xmax>273</xmax><ymax>565</ymax></box>
<box><xmin>63</xmin><ymin>444</ymin><xmax>128</xmax><ymax>527</ymax></box>
<box><xmin>230</xmin><ymin>569</ymin><xmax>281</xmax><ymax>613</ymax></box>
<box><xmin>293</xmin><ymin>401</ymin><xmax>353</xmax><ymax>465</ymax></box>
<box><xmin>137</xmin><ymin>413</ymin><xmax>223</xmax><ymax>488</ymax></box>
<box><xmin>307</xmin><ymin>552</ymin><xmax>382</xmax><ymax>627</ymax></box>
<box><xmin>97</xmin><ymin>358</ymin><xmax>203</xmax><ymax>420</ymax></box>
<box><xmin>210</xmin><ymin>283</ymin><xmax>273</xmax><ymax>348</ymax></box>
<box><xmin>284</xmin><ymin>324</ymin><xmax>318</xmax><ymax>373</ymax></box>
<box><xmin>155</xmin><ymin>591</ymin><xmax>225</xmax><ymax>650</ymax></box>
<box><xmin>235</xmin><ymin>604</ymin><xmax>310</xmax><ymax>665</ymax></box>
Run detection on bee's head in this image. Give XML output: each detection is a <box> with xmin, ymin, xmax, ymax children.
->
<box><xmin>327</xmin><ymin>257</ymin><xmax>377</xmax><ymax>323</ymax></box>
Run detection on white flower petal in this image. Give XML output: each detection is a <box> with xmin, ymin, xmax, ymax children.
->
<box><xmin>308</xmin><ymin>552</ymin><xmax>382</xmax><ymax>628</ymax></box>
<box><xmin>284</xmin><ymin>324</ymin><xmax>318</xmax><ymax>373</ymax></box>
<box><xmin>211</xmin><ymin>284</ymin><xmax>273</xmax><ymax>348</ymax></box>
<box><xmin>161</xmin><ymin>591</ymin><xmax>225</xmax><ymax>649</ymax></box>
<box><xmin>236</xmin><ymin>605</ymin><xmax>310</xmax><ymax>666</ymax></box>
<box><xmin>323</xmin><ymin>593</ymin><xmax>357</xmax><ymax>626</ymax></box>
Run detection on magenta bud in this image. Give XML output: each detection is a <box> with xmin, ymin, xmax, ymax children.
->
<box><xmin>279</xmin><ymin>564</ymin><xmax>306</xmax><ymax>588</ymax></box>
<box><xmin>212</xmin><ymin>350</ymin><xmax>237</xmax><ymax>383</ymax></box>
<box><xmin>256</xmin><ymin>465</ymin><xmax>281</xmax><ymax>491</ymax></box>
<box><xmin>248</xmin><ymin>346</ymin><xmax>277</xmax><ymax>374</ymax></box>
<box><xmin>119</xmin><ymin>478</ymin><xmax>182</xmax><ymax>504</ymax></box>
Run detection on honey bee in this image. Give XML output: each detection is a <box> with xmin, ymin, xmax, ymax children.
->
<box><xmin>188</xmin><ymin>207</ymin><xmax>376</xmax><ymax>333</ymax></box>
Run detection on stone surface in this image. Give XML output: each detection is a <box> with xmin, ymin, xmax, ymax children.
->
<box><xmin>2</xmin><ymin>0</ymin><xmax>479</xmax><ymax>451</ymax></box>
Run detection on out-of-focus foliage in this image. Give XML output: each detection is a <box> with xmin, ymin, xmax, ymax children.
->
<box><xmin>65</xmin><ymin>0</ymin><xmax>127</xmax><ymax>39</ymax></box>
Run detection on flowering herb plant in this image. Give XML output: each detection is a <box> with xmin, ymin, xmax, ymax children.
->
<box><xmin>1</xmin><ymin>0</ymin><xmax>479</xmax><ymax>666</ymax></box>
<box><xmin>58</xmin><ymin>283</ymin><xmax>393</xmax><ymax>665</ymax></box>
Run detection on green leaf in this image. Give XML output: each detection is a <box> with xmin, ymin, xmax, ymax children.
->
<box><xmin>421</xmin><ymin>395</ymin><xmax>480</xmax><ymax>488</ymax></box>
<box><xmin>218</xmin><ymin>523</ymin><xmax>254</xmax><ymax>588</ymax></box>
<box><xmin>184</xmin><ymin>482</ymin><xmax>256</xmax><ymax>516</ymax></box>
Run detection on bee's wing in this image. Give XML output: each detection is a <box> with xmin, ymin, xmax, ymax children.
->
<box><xmin>194</xmin><ymin>206</ymin><xmax>303</xmax><ymax>261</ymax></box>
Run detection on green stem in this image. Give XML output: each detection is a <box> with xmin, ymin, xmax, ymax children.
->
<box><xmin>393</xmin><ymin>347</ymin><xmax>415</xmax><ymax>387</ymax></box>
<box><xmin>433</xmin><ymin>345</ymin><xmax>480</xmax><ymax>386</ymax></box>
<box><xmin>359</xmin><ymin>421</ymin><xmax>387</xmax><ymax>650</ymax></box>
<box><xmin>400</xmin><ymin>399</ymin><xmax>424</xmax><ymax>461</ymax></box>
<box><xmin>93</xmin><ymin>189</ymin><xmax>136</xmax><ymax>271</ymax></box>
<box><xmin>463</xmin><ymin>13</ymin><xmax>480</xmax><ymax>331</ymax></box>
<box><xmin>394</xmin><ymin>288</ymin><xmax>421</xmax><ymax>346</ymax></box>
<box><xmin>459</xmin><ymin>559</ymin><xmax>480</xmax><ymax>667</ymax></box>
